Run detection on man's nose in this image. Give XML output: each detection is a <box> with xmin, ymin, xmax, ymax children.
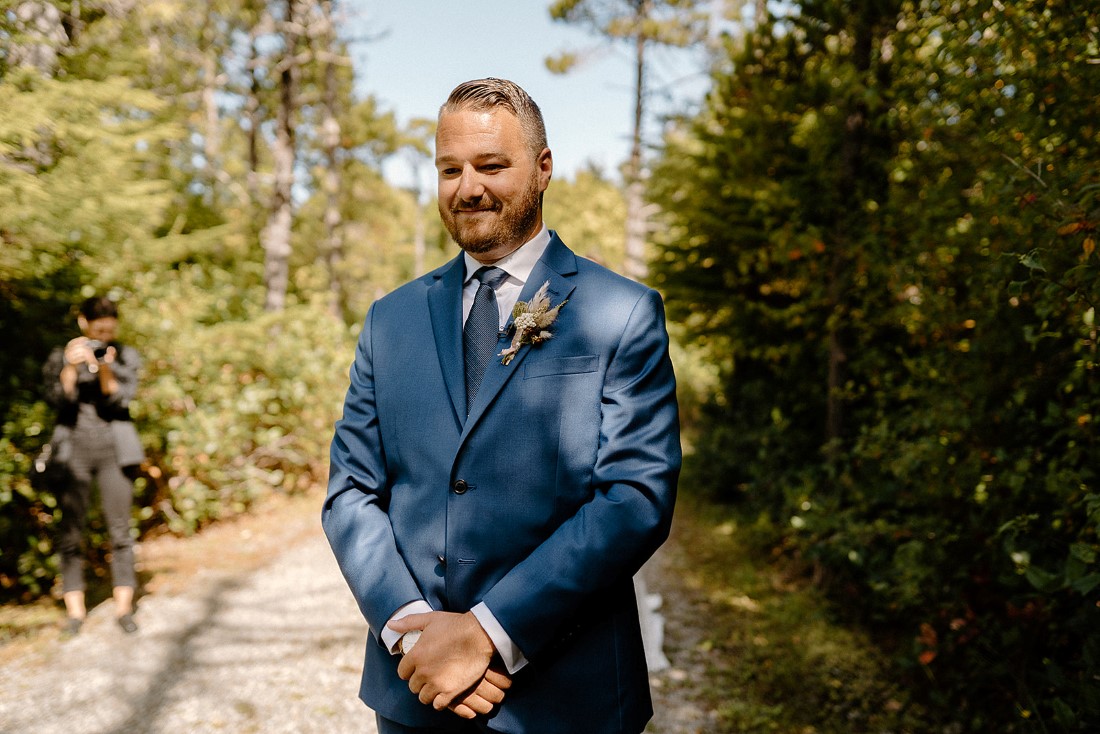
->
<box><xmin>457</xmin><ymin>164</ymin><xmax>485</xmax><ymax>201</ymax></box>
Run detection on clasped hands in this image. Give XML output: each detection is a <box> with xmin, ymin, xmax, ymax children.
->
<box><xmin>392</xmin><ymin>611</ymin><xmax>512</xmax><ymax>720</ymax></box>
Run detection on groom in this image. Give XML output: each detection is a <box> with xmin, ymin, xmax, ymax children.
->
<box><xmin>323</xmin><ymin>77</ymin><xmax>681</xmax><ymax>734</ymax></box>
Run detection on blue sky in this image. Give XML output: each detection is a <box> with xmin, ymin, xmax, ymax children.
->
<box><xmin>344</xmin><ymin>1</ymin><xmax>712</xmax><ymax>186</ymax></box>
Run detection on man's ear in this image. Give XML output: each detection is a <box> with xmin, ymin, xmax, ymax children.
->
<box><xmin>538</xmin><ymin>148</ymin><xmax>553</xmax><ymax>191</ymax></box>
<box><xmin>77</xmin><ymin>316</ymin><xmax>88</xmax><ymax>332</ymax></box>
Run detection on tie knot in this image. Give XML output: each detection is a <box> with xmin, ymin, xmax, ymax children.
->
<box><xmin>472</xmin><ymin>266</ymin><xmax>508</xmax><ymax>290</ymax></box>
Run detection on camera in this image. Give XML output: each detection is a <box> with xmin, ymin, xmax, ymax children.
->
<box><xmin>85</xmin><ymin>339</ymin><xmax>110</xmax><ymax>361</ymax></box>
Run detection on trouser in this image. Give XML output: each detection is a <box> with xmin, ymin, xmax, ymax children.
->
<box><xmin>56</xmin><ymin>425</ymin><xmax>136</xmax><ymax>593</ymax></box>
<box><xmin>375</xmin><ymin>714</ymin><xmax>492</xmax><ymax>734</ymax></box>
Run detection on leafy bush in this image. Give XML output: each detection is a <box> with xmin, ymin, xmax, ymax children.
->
<box><xmin>0</xmin><ymin>438</ymin><xmax>59</xmax><ymax>599</ymax></box>
<box><xmin>125</xmin><ymin>264</ymin><xmax>353</xmax><ymax>534</ymax></box>
<box><xmin>654</xmin><ymin>3</ymin><xmax>1099</xmax><ymax>730</ymax></box>
<box><xmin>0</xmin><ymin>262</ymin><xmax>355</xmax><ymax>600</ymax></box>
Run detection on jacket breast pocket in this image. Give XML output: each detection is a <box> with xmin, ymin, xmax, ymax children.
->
<box><xmin>524</xmin><ymin>355</ymin><xmax>598</xmax><ymax>379</ymax></box>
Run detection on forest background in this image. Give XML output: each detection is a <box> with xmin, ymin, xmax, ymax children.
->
<box><xmin>1</xmin><ymin>1</ymin><xmax>1097</xmax><ymax>732</ymax></box>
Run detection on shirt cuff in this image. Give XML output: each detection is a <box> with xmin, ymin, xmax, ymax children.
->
<box><xmin>471</xmin><ymin>602</ymin><xmax>528</xmax><ymax>674</ymax></box>
<box><xmin>381</xmin><ymin>600</ymin><xmax>433</xmax><ymax>655</ymax></box>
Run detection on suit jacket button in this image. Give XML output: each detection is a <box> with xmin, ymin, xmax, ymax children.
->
<box><xmin>453</xmin><ymin>479</ymin><xmax>468</xmax><ymax>494</ymax></box>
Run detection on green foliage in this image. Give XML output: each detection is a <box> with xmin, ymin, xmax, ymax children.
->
<box><xmin>0</xmin><ymin>1</ymin><xmax>425</xmax><ymax>601</ymax></box>
<box><xmin>295</xmin><ymin>160</ymin><xmax>440</xmax><ymax>320</ymax></box>
<box><xmin>0</xmin><ymin>2</ymin><xmax>184</xmax><ymax>599</ymax></box>
<box><xmin>664</xmin><ymin>495</ymin><xmax>930</xmax><ymax>732</ymax></box>
<box><xmin>654</xmin><ymin>0</ymin><xmax>1099</xmax><ymax>730</ymax></box>
<box><xmin>544</xmin><ymin>164</ymin><xmax>628</xmax><ymax>270</ymax></box>
<box><xmin>0</xmin><ymin>407</ymin><xmax>60</xmax><ymax>599</ymax></box>
<box><xmin>126</xmin><ymin>268</ymin><xmax>352</xmax><ymax>533</ymax></box>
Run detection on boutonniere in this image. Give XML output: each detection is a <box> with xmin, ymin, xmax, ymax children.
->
<box><xmin>498</xmin><ymin>281</ymin><xmax>568</xmax><ymax>365</ymax></box>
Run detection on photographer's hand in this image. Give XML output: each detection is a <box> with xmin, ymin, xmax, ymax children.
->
<box><xmin>63</xmin><ymin>337</ymin><xmax>96</xmax><ymax>369</ymax></box>
<box><xmin>61</xmin><ymin>338</ymin><xmax>119</xmax><ymax>395</ymax></box>
<box><xmin>60</xmin><ymin>338</ymin><xmax>94</xmax><ymax>398</ymax></box>
<box><xmin>94</xmin><ymin>347</ymin><xmax>119</xmax><ymax>396</ymax></box>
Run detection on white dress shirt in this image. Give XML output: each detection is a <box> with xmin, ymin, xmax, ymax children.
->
<box><xmin>460</xmin><ymin>226</ymin><xmax>551</xmax><ymax>328</ymax></box>
<box><xmin>381</xmin><ymin>226</ymin><xmax>552</xmax><ymax>674</ymax></box>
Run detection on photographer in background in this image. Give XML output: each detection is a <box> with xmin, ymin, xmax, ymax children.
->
<box><xmin>43</xmin><ymin>295</ymin><xmax>144</xmax><ymax>636</ymax></box>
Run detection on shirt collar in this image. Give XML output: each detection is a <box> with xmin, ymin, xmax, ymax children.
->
<box><xmin>463</xmin><ymin>226</ymin><xmax>551</xmax><ymax>286</ymax></box>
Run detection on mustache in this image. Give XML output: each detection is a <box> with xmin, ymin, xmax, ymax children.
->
<box><xmin>450</xmin><ymin>194</ymin><xmax>500</xmax><ymax>213</ymax></box>
<box><xmin>452</xmin><ymin>204</ymin><xmax>499</xmax><ymax>213</ymax></box>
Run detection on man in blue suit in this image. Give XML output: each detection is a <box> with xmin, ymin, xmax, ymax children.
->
<box><xmin>323</xmin><ymin>77</ymin><xmax>681</xmax><ymax>734</ymax></box>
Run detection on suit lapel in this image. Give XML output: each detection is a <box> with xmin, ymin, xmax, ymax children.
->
<box><xmin>461</xmin><ymin>235</ymin><xmax>578</xmax><ymax>436</ymax></box>
<box><xmin>427</xmin><ymin>254</ymin><xmax>467</xmax><ymax>423</ymax></box>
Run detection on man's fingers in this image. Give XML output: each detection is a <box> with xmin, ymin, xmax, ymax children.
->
<box><xmin>396</xmin><ymin>615</ymin><xmax>500</xmax><ymax>715</ymax></box>
<box><xmin>483</xmin><ymin>667</ymin><xmax>513</xmax><ymax>690</ymax></box>
<box><xmin>473</xmin><ymin>678</ymin><xmax>506</xmax><ymax>705</ymax></box>
<box><xmin>448</xmin><ymin>702</ymin><xmax>478</xmax><ymax>719</ymax></box>
<box><xmin>413</xmin><ymin>673</ymin><xmax>440</xmax><ymax>706</ymax></box>
<box><xmin>396</xmin><ymin>654</ymin><xmax>414</xmax><ymax>681</ymax></box>
<box><xmin>406</xmin><ymin>668</ymin><xmax>431</xmax><ymax>701</ymax></box>
<box><xmin>389</xmin><ymin>611</ymin><xmax>432</xmax><ymax>634</ymax></box>
<box><xmin>442</xmin><ymin>675</ymin><xmax>508</xmax><ymax>719</ymax></box>
<box><xmin>448</xmin><ymin>693</ymin><xmax>494</xmax><ymax>716</ymax></box>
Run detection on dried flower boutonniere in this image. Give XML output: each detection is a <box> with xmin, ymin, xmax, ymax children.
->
<box><xmin>498</xmin><ymin>281</ymin><xmax>567</xmax><ymax>365</ymax></box>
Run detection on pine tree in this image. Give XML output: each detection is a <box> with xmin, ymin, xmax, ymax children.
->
<box><xmin>547</xmin><ymin>0</ymin><xmax>709</xmax><ymax>281</ymax></box>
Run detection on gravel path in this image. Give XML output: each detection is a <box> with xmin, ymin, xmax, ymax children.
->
<box><xmin>0</xmin><ymin>526</ymin><xmax>373</xmax><ymax>734</ymax></box>
<box><xmin>644</xmin><ymin>538</ymin><xmax>720</xmax><ymax>734</ymax></box>
<box><xmin>0</xmin><ymin>503</ymin><xmax>711</xmax><ymax>734</ymax></box>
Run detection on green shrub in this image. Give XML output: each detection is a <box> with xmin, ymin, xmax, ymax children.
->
<box><xmin>0</xmin><ymin>263</ymin><xmax>356</xmax><ymax>600</ymax></box>
<box><xmin>126</xmin><ymin>264</ymin><xmax>353</xmax><ymax>534</ymax></box>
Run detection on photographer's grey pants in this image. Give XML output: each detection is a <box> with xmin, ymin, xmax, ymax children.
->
<box><xmin>56</xmin><ymin>423</ymin><xmax>137</xmax><ymax>593</ymax></box>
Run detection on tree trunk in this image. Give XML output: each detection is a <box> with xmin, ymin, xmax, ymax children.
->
<box><xmin>200</xmin><ymin>2</ymin><xmax>222</xmax><ymax>202</ymax></box>
<box><xmin>623</xmin><ymin>1</ymin><xmax>649</xmax><ymax>282</ymax></box>
<box><xmin>262</xmin><ymin>0</ymin><xmax>300</xmax><ymax>313</ymax></box>
<box><xmin>319</xmin><ymin>0</ymin><xmax>346</xmax><ymax>319</ymax></box>
<box><xmin>412</xmin><ymin>192</ymin><xmax>427</xmax><ymax>276</ymax></box>
<box><xmin>406</xmin><ymin>153</ymin><xmax>427</xmax><ymax>276</ymax></box>
<box><xmin>825</xmin><ymin>5</ymin><xmax>885</xmax><ymax>450</ymax></box>
<box><xmin>754</xmin><ymin>0</ymin><xmax>767</xmax><ymax>27</ymax></box>
<box><xmin>245</xmin><ymin>0</ymin><xmax>267</xmax><ymax>219</ymax></box>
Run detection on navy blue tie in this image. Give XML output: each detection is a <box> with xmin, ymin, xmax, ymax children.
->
<box><xmin>464</xmin><ymin>266</ymin><xmax>509</xmax><ymax>412</ymax></box>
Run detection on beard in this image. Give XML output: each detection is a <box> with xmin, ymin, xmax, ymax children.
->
<box><xmin>440</xmin><ymin>175</ymin><xmax>542</xmax><ymax>256</ymax></box>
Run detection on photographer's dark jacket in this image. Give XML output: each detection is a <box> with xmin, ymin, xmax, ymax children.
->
<box><xmin>43</xmin><ymin>342</ymin><xmax>144</xmax><ymax>467</ymax></box>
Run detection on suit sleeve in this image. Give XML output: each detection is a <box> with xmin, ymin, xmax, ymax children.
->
<box><xmin>322</xmin><ymin>304</ymin><xmax>425</xmax><ymax>643</ymax></box>
<box><xmin>480</xmin><ymin>287</ymin><xmax>681</xmax><ymax>660</ymax></box>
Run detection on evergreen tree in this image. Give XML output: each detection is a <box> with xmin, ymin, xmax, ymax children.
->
<box><xmin>652</xmin><ymin>0</ymin><xmax>1099</xmax><ymax>728</ymax></box>
<box><xmin>547</xmin><ymin>0</ymin><xmax>709</xmax><ymax>280</ymax></box>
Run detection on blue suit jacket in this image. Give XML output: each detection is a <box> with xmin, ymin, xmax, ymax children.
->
<box><xmin>323</xmin><ymin>234</ymin><xmax>681</xmax><ymax>734</ymax></box>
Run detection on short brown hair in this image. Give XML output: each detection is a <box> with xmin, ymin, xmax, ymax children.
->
<box><xmin>440</xmin><ymin>78</ymin><xmax>548</xmax><ymax>160</ymax></box>
<box><xmin>79</xmin><ymin>295</ymin><xmax>118</xmax><ymax>321</ymax></box>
